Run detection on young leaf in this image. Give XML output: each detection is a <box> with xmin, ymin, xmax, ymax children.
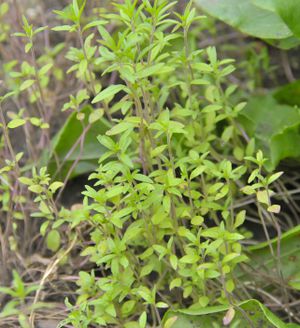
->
<box><xmin>92</xmin><ymin>85</ymin><xmax>127</xmax><ymax>104</ymax></box>
<box><xmin>234</xmin><ymin>210</ymin><xmax>246</xmax><ymax>229</ymax></box>
<box><xmin>139</xmin><ymin>311</ymin><xmax>147</xmax><ymax>328</ymax></box>
<box><xmin>256</xmin><ymin>190</ymin><xmax>269</xmax><ymax>205</ymax></box>
<box><xmin>46</xmin><ymin>230</ymin><xmax>61</xmax><ymax>252</ymax></box>
<box><xmin>8</xmin><ymin>119</ymin><xmax>26</xmax><ymax>129</ymax></box>
<box><xmin>20</xmin><ymin>79</ymin><xmax>35</xmax><ymax>91</ymax></box>
<box><xmin>267</xmin><ymin>204</ymin><xmax>281</xmax><ymax>213</ymax></box>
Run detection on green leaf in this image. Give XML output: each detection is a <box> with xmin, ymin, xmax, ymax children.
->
<box><xmin>89</xmin><ymin>109</ymin><xmax>104</xmax><ymax>124</ymax></box>
<box><xmin>106</xmin><ymin>121</ymin><xmax>134</xmax><ymax>136</ymax></box>
<box><xmin>151</xmin><ymin>145</ymin><xmax>167</xmax><ymax>157</ymax></box>
<box><xmin>139</xmin><ymin>312</ymin><xmax>147</xmax><ymax>328</ymax></box>
<box><xmin>45</xmin><ymin>105</ymin><xmax>111</xmax><ymax>179</ymax></box>
<box><xmin>251</xmin><ymin>0</ymin><xmax>277</xmax><ymax>12</ymax></box>
<box><xmin>18</xmin><ymin>177</ymin><xmax>32</xmax><ymax>185</ymax></box>
<box><xmin>72</xmin><ymin>0</ymin><xmax>79</xmax><ymax>17</ymax></box>
<box><xmin>106</xmin><ymin>185</ymin><xmax>124</xmax><ymax>199</ymax></box>
<box><xmin>267</xmin><ymin>204</ymin><xmax>281</xmax><ymax>213</ymax></box>
<box><xmin>137</xmin><ymin>63</ymin><xmax>165</xmax><ymax>79</ymax></box>
<box><xmin>163</xmin><ymin>317</ymin><xmax>178</xmax><ymax>328</ymax></box>
<box><xmin>39</xmin><ymin>63</ymin><xmax>53</xmax><ymax>75</ymax></box>
<box><xmin>97</xmin><ymin>135</ymin><xmax>115</xmax><ymax>150</ymax></box>
<box><xmin>20</xmin><ymin>79</ymin><xmax>35</xmax><ymax>91</ymax></box>
<box><xmin>274</xmin><ymin>0</ymin><xmax>300</xmax><ymax>38</ymax></box>
<box><xmin>196</xmin><ymin>0</ymin><xmax>291</xmax><ymax>39</ymax></box>
<box><xmin>289</xmin><ymin>273</ymin><xmax>300</xmax><ymax>290</ymax></box>
<box><xmin>28</xmin><ymin>184</ymin><xmax>43</xmax><ymax>194</ymax></box>
<box><xmin>0</xmin><ymin>287</ymin><xmax>17</xmax><ymax>297</ymax></box>
<box><xmin>274</xmin><ymin>80</ymin><xmax>300</xmax><ymax>107</ymax></box>
<box><xmin>246</xmin><ymin>225</ymin><xmax>300</xmax><ymax>286</ymax></box>
<box><xmin>221</xmin><ymin>126</ymin><xmax>234</xmax><ymax>143</ymax></box>
<box><xmin>83</xmin><ymin>19</ymin><xmax>107</xmax><ymax>32</ymax></box>
<box><xmin>202</xmin><ymin>104</ymin><xmax>222</xmax><ymax>113</ymax></box>
<box><xmin>49</xmin><ymin>181</ymin><xmax>64</xmax><ymax>193</ymax></box>
<box><xmin>270</xmin><ymin>125</ymin><xmax>300</xmax><ymax>170</ymax></box>
<box><xmin>225</xmin><ymin>279</ymin><xmax>235</xmax><ymax>293</ymax></box>
<box><xmin>46</xmin><ymin>230</ymin><xmax>61</xmax><ymax>252</ymax></box>
<box><xmin>25</xmin><ymin>43</ymin><xmax>33</xmax><ymax>54</ymax></box>
<box><xmin>0</xmin><ymin>3</ymin><xmax>9</xmax><ymax>16</ymax></box>
<box><xmin>156</xmin><ymin>302</ymin><xmax>169</xmax><ymax>309</ymax></box>
<box><xmin>151</xmin><ymin>210</ymin><xmax>167</xmax><ymax>225</ymax></box>
<box><xmin>30</xmin><ymin>117</ymin><xmax>41</xmax><ymax>126</ymax></box>
<box><xmin>52</xmin><ymin>25</ymin><xmax>72</xmax><ymax>32</ymax></box>
<box><xmin>105</xmin><ymin>303</ymin><xmax>116</xmax><ymax>317</ymax></box>
<box><xmin>180</xmin><ymin>254</ymin><xmax>199</xmax><ymax>264</ymax></box>
<box><xmin>256</xmin><ymin>190</ymin><xmax>270</xmax><ymax>205</ymax></box>
<box><xmin>163</xmin><ymin>299</ymin><xmax>289</xmax><ymax>328</ymax></box>
<box><xmin>267</xmin><ymin>171</ymin><xmax>284</xmax><ymax>184</ymax></box>
<box><xmin>121</xmin><ymin>300</ymin><xmax>136</xmax><ymax>315</ymax></box>
<box><xmin>222</xmin><ymin>253</ymin><xmax>242</xmax><ymax>264</ymax></box>
<box><xmin>267</xmin><ymin>36</ymin><xmax>300</xmax><ymax>50</ymax></box>
<box><xmin>191</xmin><ymin>216</ymin><xmax>204</xmax><ymax>226</ymax></box>
<box><xmin>239</xmin><ymin>95</ymin><xmax>300</xmax><ymax>170</ymax></box>
<box><xmin>170</xmin><ymin>278</ymin><xmax>182</xmax><ymax>290</ymax></box>
<box><xmin>140</xmin><ymin>263</ymin><xmax>153</xmax><ymax>278</ymax></box>
<box><xmin>190</xmin><ymin>166</ymin><xmax>205</xmax><ymax>180</ymax></box>
<box><xmin>92</xmin><ymin>85</ymin><xmax>127</xmax><ymax>104</ymax></box>
<box><xmin>234</xmin><ymin>210</ymin><xmax>246</xmax><ymax>229</ymax></box>
<box><xmin>196</xmin><ymin>0</ymin><xmax>299</xmax><ymax>49</ymax></box>
<box><xmin>123</xmin><ymin>225</ymin><xmax>142</xmax><ymax>243</ymax></box>
<box><xmin>170</xmin><ymin>254</ymin><xmax>178</xmax><ymax>270</ymax></box>
<box><xmin>7</xmin><ymin>119</ymin><xmax>26</xmax><ymax>129</ymax></box>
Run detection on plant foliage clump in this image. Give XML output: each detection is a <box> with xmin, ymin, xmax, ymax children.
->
<box><xmin>0</xmin><ymin>1</ymin><xmax>298</xmax><ymax>327</ymax></box>
<box><xmin>50</xmin><ymin>1</ymin><xmax>283</xmax><ymax>327</ymax></box>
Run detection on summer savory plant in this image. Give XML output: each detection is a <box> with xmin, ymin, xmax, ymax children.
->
<box><xmin>49</xmin><ymin>1</ymin><xmax>284</xmax><ymax>327</ymax></box>
<box><xmin>0</xmin><ymin>0</ymin><xmax>292</xmax><ymax>327</ymax></box>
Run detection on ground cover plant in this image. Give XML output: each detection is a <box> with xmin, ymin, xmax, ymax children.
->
<box><xmin>1</xmin><ymin>0</ymin><xmax>300</xmax><ymax>327</ymax></box>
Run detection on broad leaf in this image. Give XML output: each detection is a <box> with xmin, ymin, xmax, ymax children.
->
<box><xmin>239</xmin><ymin>95</ymin><xmax>300</xmax><ymax>170</ymax></box>
<box><xmin>163</xmin><ymin>299</ymin><xmax>294</xmax><ymax>327</ymax></box>
<box><xmin>196</xmin><ymin>0</ymin><xmax>300</xmax><ymax>49</ymax></box>
<box><xmin>274</xmin><ymin>80</ymin><xmax>300</xmax><ymax>107</ymax></box>
<box><xmin>251</xmin><ymin>0</ymin><xmax>276</xmax><ymax>12</ymax></box>
<box><xmin>196</xmin><ymin>0</ymin><xmax>292</xmax><ymax>39</ymax></box>
<box><xmin>273</xmin><ymin>0</ymin><xmax>300</xmax><ymax>38</ymax></box>
<box><xmin>247</xmin><ymin>225</ymin><xmax>300</xmax><ymax>285</ymax></box>
<box><xmin>45</xmin><ymin>105</ymin><xmax>111</xmax><ymax>179</ymax></box>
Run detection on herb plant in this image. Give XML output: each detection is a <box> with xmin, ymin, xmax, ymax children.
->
<box><xmin>0</xmin><ymin>1</ymin><xmax>299</xmax><ymax>327</ymax></box>
<box><xmin>52</xmin><ymin>1</ymin><xmax>284</xmax><ymax>327</ymax></box>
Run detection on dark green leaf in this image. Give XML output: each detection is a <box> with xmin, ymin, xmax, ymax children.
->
<box><xmin>196</xmin><ymin>0</ymin><xmax>292</xmax><ymax>39</ymax></box>
<box><xmin>247</xmin><ymin>225</ymin><xmax>300</xmax><ymax>285</ymax></box>
<box><xmin>274</xmin><ymin>0</ymin><xmax>300</xmax><ymax>38</ymax></box>
<box><xmin>163</xmin><ymin>299</ymin><xmax>290</xmax><ymax>328</ymax></box>
<box><xmin>274</xmin><ymin>80</ymin><xmax>300</xmax><ymax>107</ymax></box>
<box><xmin>239</xmin><ymin>95</ymin><xmax>300</xmax><ymax>170</ymax></box>
<box><xmin>196</xmin><ymin>0</ymin><xmax>300</xmax><ymax>49</ymax></box>
<box><xmin>45</xmin><ymin>105</ymin><xmax>111</xmax><ymax>179</ymax></box>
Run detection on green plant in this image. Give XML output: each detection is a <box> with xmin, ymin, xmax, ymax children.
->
<box><xmin>0</xmin><ymin>270</ymin><xmax>39</xmax><ymax>328</ymax></box>
<box><xmin>1</xmin><ymin>0</ymin><xmax>300</xmax><ymax>327</ymax></box>
<box><xmin>47</xmin><ymin>1</ymin><xmax>292</xmax><ymax>327</ymax></box>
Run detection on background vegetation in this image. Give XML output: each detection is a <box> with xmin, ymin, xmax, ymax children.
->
<box><xmin>1</xmin><ymin>0</ymin><xmax>300</xmax><ymax>327</ymax></box>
